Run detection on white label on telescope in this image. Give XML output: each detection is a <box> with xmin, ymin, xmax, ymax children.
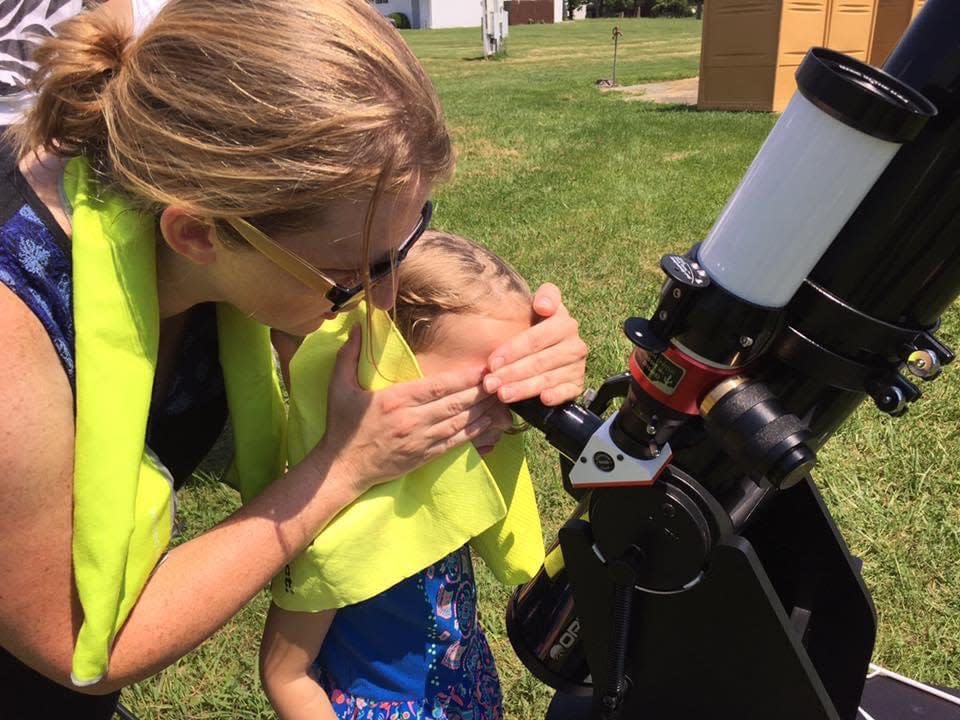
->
<box><xmin>569</xmin><ymin>416</ymin><xmax>673</xmax><ymax>489</ymax></box>
<box><xmin>698</xmin><ymin>93</ymin><xmax>901</xmax><ymax>308</ymax></box>
<box><xmin>637</xmin><ymin>352</ymin><xmax>685</xmax><ymax>395</ymax></box>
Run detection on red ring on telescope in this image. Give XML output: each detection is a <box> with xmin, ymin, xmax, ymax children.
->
<box><xmin>629</xmin><ymin>345</ymin><xmax>740</xmax><ymax>416</ymax></box>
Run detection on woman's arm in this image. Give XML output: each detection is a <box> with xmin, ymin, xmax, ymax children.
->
<box><xmin>0</xmin><ymin>291</ymin><xmax>356</xmax><ymax>693</ymax></box>
<box><xmin>260</xmin><ymin>604</ymin><xmax>338</xmax><ymax>720</ymax></box>
<box><xmin>0</xmin><ymin>302</ymin><xmax>498</xmax><ymax>694</ymax></box>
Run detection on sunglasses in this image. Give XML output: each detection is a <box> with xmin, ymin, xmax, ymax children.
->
<box><xmin>225</xmin><ymin>200</ymin><xmax>433</xmax><ymax>312</ymax></box>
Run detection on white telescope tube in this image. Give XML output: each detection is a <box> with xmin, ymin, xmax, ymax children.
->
<box><xmin>697</xmin><ymin>48</ymin><xmax>936</xmax><ymax>309</ymax></box>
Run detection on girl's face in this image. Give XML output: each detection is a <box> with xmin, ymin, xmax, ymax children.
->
<box><xmin>215</xmin><ymin>183</ymin><xmax>431</xmax><ymax>336</ymax></box>
<box><xmin>415</xmin><ymin>298</ymin><xmax>535</xmax><ymax>455</ymax></box>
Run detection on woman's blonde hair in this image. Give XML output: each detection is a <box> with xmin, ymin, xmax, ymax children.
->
<box><xmin>393</xmin><ymin>230</ymin><xmax>532</xmax><ymax>354</ymax></box>
<box><xmin>9</xmin><ymin>0</ymin><xmax>453</xmax><ymax>237</ymax></box>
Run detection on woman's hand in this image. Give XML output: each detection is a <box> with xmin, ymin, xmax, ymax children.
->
<box><xmin>307</xmin><ymin>327</ymin><xmax>507</xmax><ymax>496</ymax></box>
<box><xmin>482</xmin><ymin>283</ymin><xmax>588</xmax><ymax>406</ymax></box>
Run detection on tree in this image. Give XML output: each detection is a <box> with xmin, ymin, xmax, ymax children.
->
<box><xmin>566</xmin><ymin>0</ymin><xmax>588</xmax><ymax>19</ymax></box>
<box><xmin>589</xmin><ymin>0</ymin><xmax>661</xmax><ymax>17</ymax></box>
<box><xmin>650</xmin><ymin>0</ymin><xmax>694</xmax><ymax>17</ymax></box>
<box><xmin>607</xmin><ymin>0</ymin><xmax>642</xmax><ymax>16</ymax></box>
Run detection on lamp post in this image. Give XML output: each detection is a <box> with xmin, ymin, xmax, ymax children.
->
<box><xmin>612</xmin><ymin>25</ymin><xmax>623</xmax><ymax>85</ymax></box>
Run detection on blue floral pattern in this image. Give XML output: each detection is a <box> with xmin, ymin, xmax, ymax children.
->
<box><xmin>0</xmin><ymin>204</ymin><xmax>74</xmax><ymax>378</ymax></box>
<box><xmin>0</xmin><ymin>200</ymin><xmax>223</xmax><ymax>413</ymax></box>
<box><xmin>316</xmin><ymin>548</ymin><xmax>503</xmax><ymax>720</ymax></box>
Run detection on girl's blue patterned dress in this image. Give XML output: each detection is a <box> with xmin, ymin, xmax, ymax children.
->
<box><xmin>313</xmin><ymin>546</ymin><xmax>503</xmax><ymax>720</ymax></box>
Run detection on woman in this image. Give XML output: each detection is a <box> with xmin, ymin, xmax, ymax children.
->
<box><xmin>0</xmin><ymin>1</ymin><xmax>587</xmax><ymax>718</ymax></box>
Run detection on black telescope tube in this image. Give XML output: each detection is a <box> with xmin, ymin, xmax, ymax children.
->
<box><xmin>784</xmin><ymin>0</ymin><xmax>960</xmax><ymax>440</ymax></box>
<box><xmin>675</xmin><ymin>0</ymin><xmax>960</xmax><ymax>493</ymax></box>
<box><xmin>511</xmin><ymin>398</ymin><xmax>602</xmax><ymax>463</ymax></box>
<box><xmin>810</xmin><ymin>0</ymin><xmax>960</xmax><ymax>329</ymax></box>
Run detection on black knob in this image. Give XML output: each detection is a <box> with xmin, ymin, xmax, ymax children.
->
<box><xmin>700</xmin><ymin>378</ymin><xmax>817</xmax><ymax>488</ymax></box>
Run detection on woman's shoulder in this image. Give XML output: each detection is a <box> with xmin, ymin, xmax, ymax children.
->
<box><xmin>0</xmin><ymin>145</ymin><xmax>75</xmax><ymax>380</ymax></box>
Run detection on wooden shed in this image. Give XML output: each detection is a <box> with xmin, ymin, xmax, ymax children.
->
<box><xmin>697</xmin><ymin>0</ymin><xmax>915</xmax><ymax>113</ymax></box>
<box><xmin>869</xmin><ymin>0</ymin><xmax>925</xmax><ymax>66</ymax></box>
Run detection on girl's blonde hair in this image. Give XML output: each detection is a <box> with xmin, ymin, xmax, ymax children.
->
<box><xmin>393</xmin><ymin>230</ymin><xmax>532</xmax><ymax>353</ymax></box>
<box><xmin>9</xmin><ymin>0</ymin><xmax>453</xmax><ymax>237</ymax></box>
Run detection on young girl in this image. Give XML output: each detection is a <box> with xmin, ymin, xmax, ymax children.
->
<box><xmin>259</xmin><ymin>231</ymin><xmax>541</xmax><ymax>720</ymax></box>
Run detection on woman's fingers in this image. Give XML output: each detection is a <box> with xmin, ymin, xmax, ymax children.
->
<box><xmin>316</xmin><ymin>325</ymin><xmax>528</xmax><ymax>494</ymax></box>
<box><xmin>485</xmin><ymin>314</ymin><xmax>588</xmax><ymax>404</ymax></box>
<box><xmin>532</xmin><ymin>282</ymin><xmax>562</xmax><ymax>318</ymax></box>
<box><xmin>539</xmin><ymin>381</ymin><xmax>587</xmax><ymax>407</ymax></box>
<box><xmin>487</xmin><ymin>304</ymin><xmax>577</xmax><ymax>375</ymax></box>
<box><xmin>317</xmin><ymin>348</ymin><xmax>503</xmax><ymax>491</ymax></box>
<box><xmin>485</xmin><ymin>334</ymin><xmax>587</xmax><ymax>399</ymax></box>
<box><xmin>330</xmin><ymin>325</ymin><xmax>363</xmax><ymax>391</ymax></box>
<box><xmin>482</xmin><ymin>285</ymin><xmax>588</xmax><ymax>405</ymax></box>
<box><xmin>430</xmin><ymin>411</ymin><xmax>495</xmax><ymax>456</ymax></box>
<box><xmin>494</xmin><ymin>363</ymin><xmax>586</xmax><ymax>405</ymax></box>
<box><xmin>392</xmin><ymin>363</ymin><xmax>487</xmax><ymax>407</ymax></box>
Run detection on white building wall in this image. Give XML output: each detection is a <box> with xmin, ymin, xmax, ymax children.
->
<box><xmin>423</xmin><ymin>0</ymin><xmax>481</xmax><ymax>28</ymax></box>
<box><xmin>554</xmin><ymin>0</ymin><xmax>564</xmax><ymax>21</ymax></box>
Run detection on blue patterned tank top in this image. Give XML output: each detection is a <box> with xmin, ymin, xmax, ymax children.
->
<box><xmin>315</xmin><ymin>546</ymin><xmax>504</xmax><ymax>720</ymax></box>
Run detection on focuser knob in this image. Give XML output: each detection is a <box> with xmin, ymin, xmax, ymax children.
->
<box><xmin>700</xmin><ymin>377</ymin><xmax>816</xmax><ymax>489</ymax></box>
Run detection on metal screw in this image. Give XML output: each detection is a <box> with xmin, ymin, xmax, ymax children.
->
<box><xmin>658</xmin><ymin>310</ymin><xmax>668</xmax><ymax>321</ymax></box>
<box><xmin>739</xmin><ymin>336</ymin><xmax>754</xmax><ymax>348</ymax></box>
<box><xmin>646</xmin><ymin>424</ymin><xmax>657</xmax><ymax>435</ymax></box>
<box><xmin>661</xmin><ymin>503</ymin><xmax>676</xmax><ymax>518</ymax></box>
<box><xmin>875</xmin><ymin>385</ymin><xmax>907</xmax><ymax>415</ymax></box>
<box><xmin>672</xmin><ymin>288</ymin><xmax>682</xmax><ymax>299</ymax></box>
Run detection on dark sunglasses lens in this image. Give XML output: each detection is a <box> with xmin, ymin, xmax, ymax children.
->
<box><xmin>326</xmin><ymin>286</ymin><xmax>357</xmax><ymax>312</ymax></box>
<box><xmin>327</xmin><ymin>201</ymin><xmax>432</xmax><ymax>310</ymax></box>
<box><xmin>367</xmin><ymin>215</ymin><xmax>427</xmax><ymax>283</ymax></box>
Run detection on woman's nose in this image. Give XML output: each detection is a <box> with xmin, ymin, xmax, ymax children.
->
<box><xmin>369</xmin><ymin>280</ymin><xmax>396</xmax><ymax>311</ymax></box>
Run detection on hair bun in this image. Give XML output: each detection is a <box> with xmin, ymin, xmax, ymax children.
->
<box><xmin>15</xmin><ymin>8</ymin><xmax>131</xmax><ymax>158</ymax></box>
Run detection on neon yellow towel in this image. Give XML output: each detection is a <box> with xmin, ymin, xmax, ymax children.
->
<box><xmin>272</xmin><ymin>306</ymin><xmax>544</xmax><ymax>612</ymax></box>
<box><xmin>66</xmin><ymin>158</ymin><xmax>285</xmax><ymax>685</ymax></box>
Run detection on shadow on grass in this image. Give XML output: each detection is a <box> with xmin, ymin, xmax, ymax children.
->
<box><xmin>462</xmin><ymin>53</ymin><xmax>510</xmax><ymax>62</ymax></box>
<box><xmin>641</xmin><ymin>103</ymin><xmax>700</xmax><ymax>112</ymax></box>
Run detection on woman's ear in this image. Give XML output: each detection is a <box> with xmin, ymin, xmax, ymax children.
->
<box><xmin>158</xmin><ymin>207</ymin><xmax>219</xmax><ymax>265</ymax></box>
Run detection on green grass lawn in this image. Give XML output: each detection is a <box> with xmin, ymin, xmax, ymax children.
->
<box><xmin>123</xmin><ymin>18</ymin><xmax>960</xmax><ymax>719</ymax></box>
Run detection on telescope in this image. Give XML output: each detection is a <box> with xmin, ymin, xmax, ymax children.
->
<box><xmin>507</xmin><ymin>1</ymin><xmax>960</xmax><ymax>717</ymax></box>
